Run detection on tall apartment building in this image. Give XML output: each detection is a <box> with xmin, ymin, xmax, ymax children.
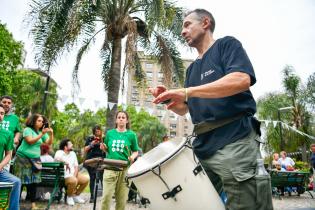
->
<box><xmin>127</xmin><ymin>52</ymin><xmax>194</xmax><ymax>139</ymax></box>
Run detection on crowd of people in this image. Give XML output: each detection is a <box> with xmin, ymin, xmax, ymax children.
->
<box><xmin>0</xmin><ymin>95</ymin><xmax>140</xmax><ymax>210</ymax></box>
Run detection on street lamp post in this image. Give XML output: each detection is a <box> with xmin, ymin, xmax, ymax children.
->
<box><xmin>26</xmin><ymin>68</ymin><xmax>58</xmax><ymax>115</ymax></box>
<box><xmin>277</xmin><ymin>106</ymin><xmax>294</xmax><ymax>151</ymax></box>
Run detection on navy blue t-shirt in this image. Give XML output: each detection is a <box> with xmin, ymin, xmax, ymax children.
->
<box><xmin>184</xmin><ymin>36</ymin><xmax>257</xmax><ymax>159</ymax></box>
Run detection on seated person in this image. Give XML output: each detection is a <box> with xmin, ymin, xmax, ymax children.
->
<box><xmin>272</xmin><ymin>152</ymin><xmax>280</xmax><ymax>169</ymax></box>
<box><xmin>54</xmin><ymin>139</ymin><xmax>89</xmax><ymax>206</ymax></box>
<box><xmin>40</xmin><ymin>144</ymin><xmax>54</xmax><ymax>162</ymax></box>
<box><xmin>278</xmin><ymin>151</ymin><xmax>295</xmax><ymax>171</ymax></box>
<box><xmin>36</xmin><ymin>144</ymin><xmax>54</xmax><ymax>200</ymax></box>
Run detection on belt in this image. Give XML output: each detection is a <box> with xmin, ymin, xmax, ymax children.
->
<box><xmin>193</xmin><ymin>113</ymin><xmax>246</xmax><ymax>136</ymax></box>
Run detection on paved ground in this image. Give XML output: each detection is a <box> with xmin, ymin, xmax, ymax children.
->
<box><xmin>20</xmin><ymin>191</ymin><xmax>315</xmax><ymax>210</ymax></box>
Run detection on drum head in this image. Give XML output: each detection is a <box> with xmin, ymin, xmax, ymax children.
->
<box><xmin>127</xmin><ymin>138</ymin><xmax>188</xmax><ymax>178</ymax></box>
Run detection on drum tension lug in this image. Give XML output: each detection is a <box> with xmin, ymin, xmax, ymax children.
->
<box><xmin>162</xmin><ymin>185</ymin><xmax>182</xmax><ymax>200</ymax></box>
<box><xmin>193</xmin><ymin>164</ymin><xmax>203</xmax><ymax>176</ymax></box>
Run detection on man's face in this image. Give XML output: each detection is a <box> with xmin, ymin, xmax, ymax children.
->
<box><xmin>0</xmin><ymin>98</ymin><xmax>12</xmax><ymax>114</ymax></box>
<box><xmin>0</xmin><ymin>107</ymin><xmax>5</xmax><ymax>122</ymax></box>
<box><xmin>311</xmin><ymin>146</ymin><xmax>315</xmax><ymax>153</ymax></box>
<box><xmin>181</xmin><ymin>13</ymin><xmax>207</xmax><ymax>47</ymax></box>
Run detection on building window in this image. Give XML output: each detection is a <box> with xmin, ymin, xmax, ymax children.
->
<box><xmin>170</xmin><ymin>123</ymin><xmax>177</xmax><ymax>129</ymax></box>
<box><xmin>170</xmin><ymin>131</ymin><xmax>176</xmax><ymax>137</ymax></box>
<box><xmin>146</xmin><ymin>71</ymin><xmax>153</xmax><ymax>78</ymax></box>
<box><xmin>145</xmin><ymin>63</ymin><xmax>153</xmax><ymax>69</ymax></box>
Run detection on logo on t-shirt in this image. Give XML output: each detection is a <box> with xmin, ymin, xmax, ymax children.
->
<box><xmin>0</xmin><ymin>120</ymin><xmax>10</xmax><ymax>131</ymax></box>
<box><xmin>201</xmin><ymin>69</ymin><xmax>215</xmax><ymax>80</ymax></box>
<box><xmin>111</xmin><ymin>140</ymin><xmax>125</xmax><ymax>153</ymax></box>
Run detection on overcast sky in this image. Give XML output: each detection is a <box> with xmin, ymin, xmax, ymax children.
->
<box><xmin>0</xmin><ymin>0</ymin><xmax>314</xmax><ymax>111</ymax></box>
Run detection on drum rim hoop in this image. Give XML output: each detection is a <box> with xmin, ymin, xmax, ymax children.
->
<box><xmin>126</xmin><ymin>138</ymin><xmax>190</xmax><ymax>179</ymax></box>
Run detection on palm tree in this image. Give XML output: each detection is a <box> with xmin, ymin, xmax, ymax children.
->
<box><xmin>26</xmin><ymin>0</ymin><xmax>185</xmax><ymax>128</ymax></box>
<box><xmin>282</xmin><ymin>65</ymin><xmax>312</xmax><ymax>161</ymax></box>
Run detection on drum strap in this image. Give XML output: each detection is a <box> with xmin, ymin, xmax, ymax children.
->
<box><xmin>193</xmin><ymin>112</ymin><xmax>246</xmax><ymax>135</ymax></box>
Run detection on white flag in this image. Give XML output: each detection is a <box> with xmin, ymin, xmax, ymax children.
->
<box><xmin>273</xmin><ymin>121</ymin><xmax>278</xmax><ymax>128</ymax></box>
<box><xmin>108</xmin><ymin>102</ymin><xmax>116</xmax><ymax>110</ymax></box>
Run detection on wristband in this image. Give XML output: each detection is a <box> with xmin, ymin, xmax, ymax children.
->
<box><xmin>185</xmin><ymin>88</ymin><xmax>188</xmax><ymax>102</ymax></box>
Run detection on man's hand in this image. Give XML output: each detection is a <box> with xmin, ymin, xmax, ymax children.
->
<box><xmin>152</xmin><ymin>88</ymin><xmax>186</xmax><ymax>109</ymax></box>
<box><xmin>148</xmin><ymin>85</ymin><xmax>167</xmax><ymax>98</ymax></box>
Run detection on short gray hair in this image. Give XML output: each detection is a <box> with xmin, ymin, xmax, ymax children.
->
<box><xmin>184</xmin><ymin>9</ymin><xmax>215</xmax><ymax>33</ymax></box>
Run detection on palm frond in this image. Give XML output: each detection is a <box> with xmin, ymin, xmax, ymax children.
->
<box><xmin>27</xmin><ymin>0</ymin><xmax>97</xmax><ymax>69</ymax></box>
<box><xmin>149</xmin><ymin>32</ymin><xmax>185</xmax><ymax>87</ymax></box>
<box><xmin>72</xmin><ymin>27</ymin><xmax>106</xmax><ymax>89</ymax></box>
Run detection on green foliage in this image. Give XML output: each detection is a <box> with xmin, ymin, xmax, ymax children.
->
<box><xmin>11</xmin><ymin>69</ymin><xmax>58</xmax><ymax>118</ymax></box>
<box><xmin>257</xmin><ymin>66</ymin><xmax>315</xmax><ymax>159</ymax></box>
<box><xmin>294</xmin><ymin>161</ymin><xmax>310</xmax><ymax>172</ymax></box>
<box><xmin>0</xmin><ymin>22</ymin><xmax>23</xmax><ymax>95</ymax></box>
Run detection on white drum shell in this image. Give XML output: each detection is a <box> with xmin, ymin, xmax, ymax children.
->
<box><xmin>127</xmin><ymin>140</ymin><xmax>225</xmax><ymax>210</ymax></box>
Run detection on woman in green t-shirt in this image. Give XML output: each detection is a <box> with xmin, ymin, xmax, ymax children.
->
<box><xmin>101</xmin><ymin>111</ymin><xmax>139</xmax><ymax>210</ymax></box>
<box><xmin>14</xmin><ymin>113</ymin><xmax>54</xmax><ymax>210</ymax></box>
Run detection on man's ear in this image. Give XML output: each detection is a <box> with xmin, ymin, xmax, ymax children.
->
<box><xmin>202</xmin><ymin>17</ymin><xmax>211</xmax><ymax>31</ymax></box>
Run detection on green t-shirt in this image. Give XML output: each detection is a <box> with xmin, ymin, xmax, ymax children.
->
<box><xmin>105</xmin><ymin>129</ymin><xmax>139</xmax><ymax>162</ymax></box>
<box><xmin>0</xmin><ymin>114</ymin><xmax>21</xmax><ymax>135</ymax></box>
<box><xmin>0</xmin><ymin>128</ymin><xmax>14</xmax><ymax>163</ymax></box>
<box><xmin>16</xmin><ymin>127</ymin><xmax>49</xmax><ymax>158</ymax></box>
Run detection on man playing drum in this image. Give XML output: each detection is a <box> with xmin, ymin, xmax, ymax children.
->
<box><xmin>149</xmin><ymin>9</ymin><xmax>273</xmax><ymax>210</ymax></box>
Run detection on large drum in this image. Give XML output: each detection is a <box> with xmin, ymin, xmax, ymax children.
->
<box><xmin>0</xmin><ymin>182</ymin><xmax>13</xmax><ymax>210</ymax></box>
<box><xmin>127</xmin><ymin>138</ymin><xmax>225</xmax><ymax>210</ymax></box>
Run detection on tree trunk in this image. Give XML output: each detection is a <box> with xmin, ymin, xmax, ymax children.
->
<box><xmin>106</xmin><ymin>37</ymin><xmax>122</xmax><ymax>129</ymax></box>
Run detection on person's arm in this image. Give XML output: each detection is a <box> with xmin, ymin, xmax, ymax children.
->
<box><xmin>45</xmin><ymin>128</ymin><xmax>54</xmax><ymax>145</ymax></box>
<box><xmin>24</xmin><ymin>132</ymin><xmax>45</xmax><ymax>145</ymax></box>
<box><xmin>0</xmin><ymin>151</ymin><xmax>12</xmax><ymax>171</ymax></box>
<box><xmin>129</xmin><ymin>151</ymin><xmax>139</xmax><ymax>164</ymax></box>
<box><xmin>84</xmin><ymin>137</ymin><xmax>92</xmax><ymax>154</ymax></box>
<box><xmin>74</xmin><ymin>165</ymin><xmax>79</xmax><ymax>177</ymax></box>
<box><xmin>152</xmin><ymin>72</ymin><xmax>251</xmax><ymax>108</ymax></box>
<box><xmin>13</xmin><ymin>132</ymin><xmax>20</xmax><ymax>145</ymax></box>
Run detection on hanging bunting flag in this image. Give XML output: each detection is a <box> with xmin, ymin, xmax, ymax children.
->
<box><xmin>59</xmin><ymin>95</ymin><xmax>68</xmax><ymax>104</ymax></box>
<box><xmin>79</xmin><ymin>98</ymin><xmax>85</xmax><ymax>106</ymax></box>
<box><xmin>259</xmin><ymin>119</ymin><xmax>315</xmax><ymax>141</ymax></box>
<box><xmin>122</xmin><ymin>104</ymin><xmax>128</xmax><ymax>111</ymax></box>
<box><xmin>108</xmin><ymin>102</ymin><xmax>116</xmax><ymax>110</ymax></box>
<box><xmin>272</xmin><ymin>121</ymin><xmax>278</xmax><ymax>128</ymax></box>
<box><xmin>135</xmin><ymin>106</ymin><xmax>141</xmax><ymax>113</ymax></box>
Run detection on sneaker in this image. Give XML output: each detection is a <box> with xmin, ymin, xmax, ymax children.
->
<box><xmin>73</xmin><ymin>195</ymin><xmax>85</xmax><ymax>204</ymax></box>
<box><xmin>67</xmin><ymin>197</ymin><xmax>75</xmax><ymax>206</ymax></box>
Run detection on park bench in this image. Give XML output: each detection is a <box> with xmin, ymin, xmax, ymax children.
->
<box><xmin>0</xmin><ymin>182</ymin><xmax>13</xmax><ymax>210</ymax></box>
<box><xmin>270</xmin><ymin>170</ymin><xmax>313</xmax><ymax>199</ymax></box>
<box><xmin>38</xmin><ymin>162</ymin><xmax>65</xmax><ymax>210</ymax></box>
